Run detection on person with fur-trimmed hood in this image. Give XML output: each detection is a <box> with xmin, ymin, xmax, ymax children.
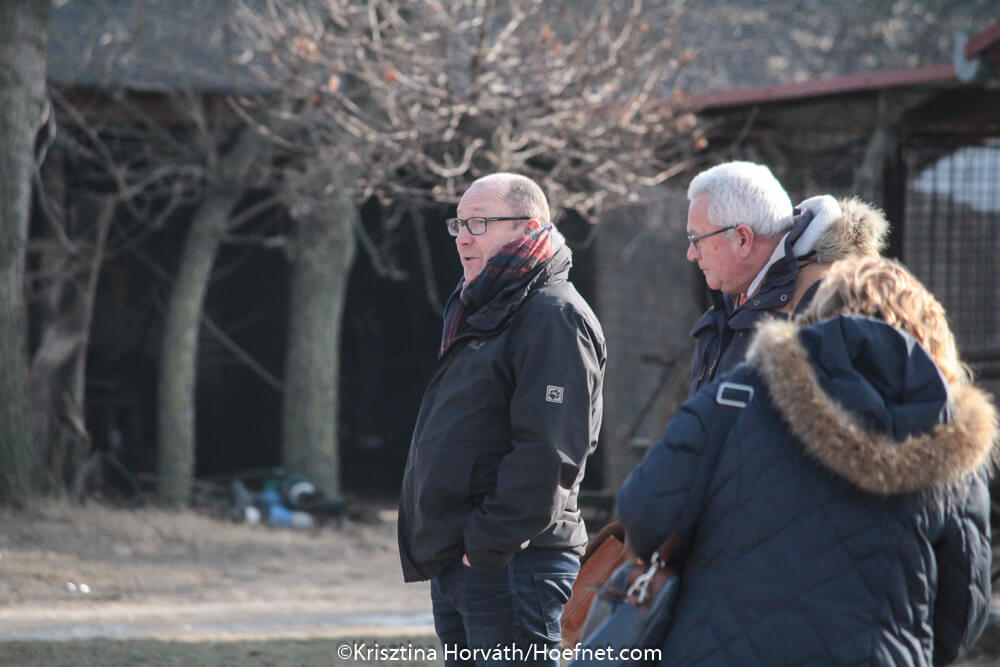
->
<box><xmin>617</xmin><ymin>256</ymin><xmax>997</xmax><ymax>665</ymax></box>
<box><xmin>685</xmin><ymin>160</ymin><xmax>890</xmax><ymax>395</ymax></box>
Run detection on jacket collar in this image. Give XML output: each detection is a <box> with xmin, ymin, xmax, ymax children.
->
<box><xmin>746</xmin><ymin>317</ymin><xmax>998</xmax><ymax>495</ymax></box>
<box><xmin>744</xmin><ymin>206</ymin><xmax>816</xmax><ymax>299</ymax></box>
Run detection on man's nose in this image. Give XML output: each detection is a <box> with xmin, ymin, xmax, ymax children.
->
<box><xmin>686</xmin><ymin>242</ymin><xmax>699</xmax><ymax>262</ymax></box>
<box><xmin>456</xmin><ymin>224</ymin><xmax>473</xmax><ymax>244</ymax></box>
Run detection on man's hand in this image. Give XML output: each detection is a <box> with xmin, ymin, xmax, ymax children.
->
<box><xmin>462</xmin><ymin>553</ymin><xmax>471</xmax><ymax>566</ymax></box>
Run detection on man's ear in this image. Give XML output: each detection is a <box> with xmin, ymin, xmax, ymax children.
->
<box><xmin>735</xmin><ymin>224</ymin><xmax>755</xmax><ymax>258</ymax></box>
<box><xmin>525</xmin><ymin>218</ymin><xmax>542</xmax><ymax>232</ymax></box>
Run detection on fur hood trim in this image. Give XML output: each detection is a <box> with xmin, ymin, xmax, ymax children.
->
<box><xmin>746</xmin><ymin>319</ymin><xmax>999</xmax><ymax>495</ymax></box>
<box><xmin>813</xmin><ymin>198</ymin><xmax>890</xmax><ymax>263</ymax></box>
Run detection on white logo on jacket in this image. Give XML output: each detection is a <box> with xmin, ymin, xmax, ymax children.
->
<box><xmin>545</xmin><ymin>385</ymin><xmax>564</xmax><ymax>404</ymax></box>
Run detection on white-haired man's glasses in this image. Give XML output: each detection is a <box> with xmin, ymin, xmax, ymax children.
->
<box><xmin>687</xmin><ymin>225</ymin><xmax>736</xmax><ymax>250</ymax></box>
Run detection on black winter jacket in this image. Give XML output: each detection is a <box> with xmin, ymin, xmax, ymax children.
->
<box><xmin>398</xmin><ymin>246</ymin><xmax>606</xmax><ymax>582</ymax></box>
<box><xmin>620</xmin><ymin>315</ymin><xmax>997</xmax><ymax>666</ymax></box>
<box><xmin>689</xmin><ymin>198</ymin><xmax>890</xmax><ymax>396</ymax></box>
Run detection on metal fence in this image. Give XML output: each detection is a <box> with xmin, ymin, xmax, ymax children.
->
<box><xmin>904</xmin><ymin>137</ymin><xmax>1000</xmax><ymax>399</ymax></box>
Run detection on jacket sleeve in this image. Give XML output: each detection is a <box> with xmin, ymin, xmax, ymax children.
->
<box><xmin>616</xmin><ymin>399</ymin><xmax>715</xmax><ymax>562</ymax></box>
<box><xmin>931</xmin><ymin>470</ymin><xmax>992</xmax><ymax>665</ymax></box>
<box><xmin>462</xmin><ymin>303</ymin><xmax>605</xmax><ymax>569</ymax></box>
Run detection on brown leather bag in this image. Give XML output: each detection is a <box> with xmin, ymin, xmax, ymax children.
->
<box><xmin>560</xmin><ymin>521</ymin><xmax>629</xmax><ymax>648</ymax></box>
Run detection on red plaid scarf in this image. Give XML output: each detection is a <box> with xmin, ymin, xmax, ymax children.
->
<box><xmin>440</xmin><ymin>224</ymin><xmax>565</xmax><ymax>356</ymax></box>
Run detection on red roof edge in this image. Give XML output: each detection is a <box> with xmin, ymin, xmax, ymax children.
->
<box><xmin>965</xmin><ymin>20</ymin><xmax>1000</xmax><ymax>59</ymax></box>
<box><xmin>685</xmin><ymin>64</ymin><xmax>956</xmax><ymax>112</ymax></box>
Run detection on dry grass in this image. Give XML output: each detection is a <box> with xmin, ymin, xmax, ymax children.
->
<box><xmin>0</xmin><ymin>499</ymin><xmax>431</xmax><ymax>648</ymax></box>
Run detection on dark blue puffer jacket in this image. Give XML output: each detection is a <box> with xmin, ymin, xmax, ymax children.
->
<box><xmin>619</xmin><ymin>315</ymin><xmax>997</xmax><ymax>666</ymax></box>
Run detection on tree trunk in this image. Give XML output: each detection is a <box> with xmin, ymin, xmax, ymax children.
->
<box><xmin>0</xmin><ymin>0</ymin><xmax>53</xmax><ymax>505</ymax></box>
<box><xmin>156</xmin><ymin>127</ymin><xmax>260</xmax><ymax>506</ymax></box>
<box><xmin>29</xmin><ymin>191</ymin><xmax>114</xmax><ymax>490</ymax></box>
<box><xmin>281</xmin><ymin>171</ymin><xmax>357</xmax><ymax>498</ymax></box>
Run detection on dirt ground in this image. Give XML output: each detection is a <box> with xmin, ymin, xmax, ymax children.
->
<box><xmin>3</xmin><ymin>500</ymin><xmax>1000</xmax><ymax>666</ymax></box>
<box><xmin>0</xmin><ymin>500</ymin><xmax>439</xmax><ymax>666</ymax></box>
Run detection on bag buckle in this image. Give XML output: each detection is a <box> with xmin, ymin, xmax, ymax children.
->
<box><xmin>626</xmin><ymin>552</ymin><xmax>662</xmax><ymax>605</ymax></box>
<box><xmin>716</xmin><ymin>381</ymin><xmax>754</xmax><ymax>408</ymax></box>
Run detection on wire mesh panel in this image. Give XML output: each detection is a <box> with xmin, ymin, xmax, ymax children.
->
<box><xmin>904</xmin><ymin>137</ymin><xmax>1000</xmax><ymax>397</ymax></box>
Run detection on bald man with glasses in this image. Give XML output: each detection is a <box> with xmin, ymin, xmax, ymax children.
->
<box><xmin>398</xmin><ymin>173</ymin><xmax>606</xmax><ymax>665</ymax></box>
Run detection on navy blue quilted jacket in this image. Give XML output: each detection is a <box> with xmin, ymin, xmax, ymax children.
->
<box><xmin>619</xmin><ymin>315</ymin><xmax>997</xmax><ymax>666</ymax></box>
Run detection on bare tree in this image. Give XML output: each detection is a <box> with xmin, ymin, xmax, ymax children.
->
<box><xmin>280</xmin><ymin>163</ymin><xmax>357</xmax><ymax>497</ymax></box>
<box><xmin>28</xmin><ymin>162</ymin><xmax>115</xmax><ymax>492</ymax></box>
<box><xmin>41</xmin><ymin>0</ymin><xmax>287</xmax><ymax>506</ymax></box>
<box><xmin>156</xmin><ymin>124</ymin><xmax>266</xmax><ymax>506</ymax></box>
<box><xmin>0</xmin><ymin>0</ymin><xmax>55</xmax><ymax>505</ymax></box>
<box><xmin>233</xmin><ymin>0</ymin><xmax>703</xmax><ymax>497</ymax></box>
<box><xmin>239</xmin><ymin>0</ymin><xmax>699</xmax><ymax>215</ymax></box>
<box><xmin>25</xmin><ymin>92</ymin><xmax>202</xmax><ymax>500</ymax></box>
<box><xmin>37</xmin><ymin>77</ymin><xmax>270</xmax><ymax>505</ymax></box>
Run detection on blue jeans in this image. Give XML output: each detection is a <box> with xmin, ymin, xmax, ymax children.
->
<box><xmin>431</xmin><ymin>547</ymin><xmax>580</xmax><ymax>667</ymax></box>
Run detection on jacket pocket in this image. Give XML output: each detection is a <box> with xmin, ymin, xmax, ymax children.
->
<box><xmin>418</xmin><ymin>441</ymin><xmax>478</xmax><ymax>517</ymax></box>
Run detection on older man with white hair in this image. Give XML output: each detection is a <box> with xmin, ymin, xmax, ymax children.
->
<box><xmin>685</xmin><ymin>161</ymin><xmax>890</xmax><ymax>395</ymax></box>
<box><xmin>398</xmin><ymin>173</ymin><xmax>606</xmax><ymax>665</ymax></box>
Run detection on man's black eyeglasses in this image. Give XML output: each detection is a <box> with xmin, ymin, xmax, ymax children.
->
<box><xmin>446</xmin><ymin>216</ymin><xmax>531</xmax><ymax>237</ymax></box>
<box><xmin>687</xmin><ymin>225</ymin><xmax>736</xmax><ymax>250</ymax></box>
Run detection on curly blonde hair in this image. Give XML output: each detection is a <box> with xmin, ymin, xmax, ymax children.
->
<box><xmin>798</xmin><ymin>256</ymin><xmax>970</xmax><ymax>386</ymax></box>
